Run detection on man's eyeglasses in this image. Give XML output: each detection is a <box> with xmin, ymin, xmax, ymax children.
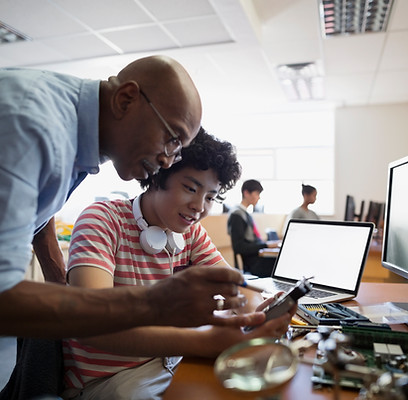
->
<box><xmin>140</xmin><ymin>89</ymin><xmax>183</xmax><ymax>163</ymax></box>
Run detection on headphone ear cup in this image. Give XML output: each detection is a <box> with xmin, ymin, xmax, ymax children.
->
<box><xmin>140</xmin><ymin>226</ymin><xmax>168</xmax><ymax>255</ymax></box>
<box><xmin>166</xmin><ymin>231</ymin><xmax>185</xmax><ymax>254</ymax></box>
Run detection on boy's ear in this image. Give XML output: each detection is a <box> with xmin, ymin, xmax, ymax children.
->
<box><xmin>111</xmin><ymin>81</ymin><xmax>140</xmax><ymax>119</ymax></box>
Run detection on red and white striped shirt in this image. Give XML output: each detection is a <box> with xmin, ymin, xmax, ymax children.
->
<box><xmin>63</xmin><ymin>198</ymin><xmax>223</xmax><ymax>389</ymax></box>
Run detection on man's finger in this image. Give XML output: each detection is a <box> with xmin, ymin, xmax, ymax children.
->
<box><xmin>209</xmin><ymin>311</ymin><xmax>266</xmax><ymax>328</ymax></box>
<box><xmin>201</xmin><ymin>265</ymin><xmax>244</xmax><ymax>284</ymax></box>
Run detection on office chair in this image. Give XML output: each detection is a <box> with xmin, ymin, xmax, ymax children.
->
<box><xmin>0</xmin><ymin>338</ymin><xmax>64</xmax><ymax>400</ymax></box>
<box><xmin>233</xmin><ymin>251</ymin><xmax>244</xmax><ymax>273</ymax></box>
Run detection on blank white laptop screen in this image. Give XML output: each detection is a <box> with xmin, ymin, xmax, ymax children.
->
<box><xmin>274</xmin><ymin>221</ymin><xmax>373</xmax><ymax>291</ymax></box>
<box><xmin>252</xmin><ymin>219</ymin><xmax>375</xmax><ymax>304</ymax></box>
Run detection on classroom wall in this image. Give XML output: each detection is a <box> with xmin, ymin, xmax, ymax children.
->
<box><xmin>334</xmin><ymin>102</ymin><xmax>408</xmax><ymax>220</ymax></box>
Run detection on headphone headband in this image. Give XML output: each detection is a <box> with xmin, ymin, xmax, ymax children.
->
<box><xmin>132</xmin><ymin>195</ymin><xmax>185</xmax><ymax>255</ymax></box>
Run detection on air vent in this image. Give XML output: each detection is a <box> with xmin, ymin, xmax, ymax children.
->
<box><xmin>0</xmin><ymin>21</ymin><xmax>30</xmax><ymax>44</ymax></box>
<box><xmin>320</xmin><ymin>0</ymin><xmax>394</xmax><ymax>37</ymax></box>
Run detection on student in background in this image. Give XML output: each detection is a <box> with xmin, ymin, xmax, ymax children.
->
<box><xmin>227</xmin><ymin>179</ymin><xmax>280</xmax><ymax>277</ymax></box>
<box><xmin>283</xmin><ymin>184</ymin><xmax>319</xmax><ymax>235</ymax></box>
<box><xmin>62</xmin><ymin>130</ymin><xmax>295</xmax><ymax>400</ymax></box>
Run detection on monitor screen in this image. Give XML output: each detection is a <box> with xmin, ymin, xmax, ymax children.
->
<box><xmin>365</xmin><ymin>201</ymin><xmax>384</xmax><ymax>229</ymax></box>
<box><xmin>344</xmin><ymin>195</ymin><xmax>356</xmax><ymax>221</ymax></box>
<box><xmin>382</xmin><ymin>156</ymin><xmax>408</xmax><ymax>280</ymax></box>
<box><xmin>344</xmin><ymin>195</ymin><xmax>364</xmax><ymax>221</ymax></box>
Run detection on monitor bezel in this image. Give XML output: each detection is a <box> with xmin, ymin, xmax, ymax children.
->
<box><xmin>381</xmin><ymin>155</ymin><xmax>408</xmax><ymax>280</ymax></box>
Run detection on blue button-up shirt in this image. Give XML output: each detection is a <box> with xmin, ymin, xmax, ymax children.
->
<box><xmin>0</xmin><ymin>68</ymin><xmax>100</xmax><ymax>292</ymax></box>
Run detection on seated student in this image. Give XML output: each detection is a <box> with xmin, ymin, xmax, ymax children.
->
<box><xmin>62</xmin><ymin>130</ymin><xmax>296</xmax><ymax>400</ymax></box>
<box><xmin>283</xmin><ymin>184</ymin><xmax>319</xmax><ymax>235</ymax></box>
<box><xmin>227</xmin><ymin>180</ymin><xmax>280</xmax><ymax>277</ymax></box>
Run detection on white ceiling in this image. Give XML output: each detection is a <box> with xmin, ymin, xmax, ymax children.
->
<box><xmin>1</xmin><ymin>0</ymin><xmax>408</xmax><ymax>118</ymax></box>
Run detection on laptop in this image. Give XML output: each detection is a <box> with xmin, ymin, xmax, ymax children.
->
<box><xmin>253</xmin><ymin>219</ymin><xmax>374</xmax><ymax>304</ymax></box>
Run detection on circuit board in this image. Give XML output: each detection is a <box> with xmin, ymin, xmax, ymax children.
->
<box><xmin>311</xmin><ymin>325</ymin><xmax>408</xmax><ymax>390</ymax></box>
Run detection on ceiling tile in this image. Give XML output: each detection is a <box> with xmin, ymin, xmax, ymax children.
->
<box><xmin>40</xmin><ymin>34</ymin><xmax>119</xmax><ymax>61</ymax></box>
<box><xmin>51</xmin><ymin>0</ymin><xmax>153</xmax><ymax>30</ymax></box>
<box><xmin>164</xmin><ymin>16</ymin><xmax>233</xmax><ymax>47</ymax></box>
<box><xmin>263</xmin><ymin>39</ymin><xmax>321</xmax><ymax>66</ymax></box>
<box><xmin>380</xmin><ymin>31</ymin><xmax>408</xmax><ymax>70</ymax></box>
<box><xmin>0</xmin><ymin>53</ymin><xmax>18</xmax><ymax>68</ymax></box>
<box><xmin>323</xmin><ymin>33</ymin><xmax>386</xmax><ymax>74</ymax></box>
<box><xmin>387</xmin><ymin>0</ymin><xmax>408</xmax><ymax>31</ymax></box>
<box><xmin>102</xmin><ymin>25</ymin><xmax>176</xmax><ymax>53</ymax></box>
<box><xmin>0</xmin><ymin>0</ymin><xmax>85</xmax><ymax>38</ymax></box>
<box><xmin>139</xmin><ymin>0</ymin><xmax>215</xmax><ymax>20</ymax></box>
<box><xmin>259</xmin><ymin>0</ymin><xmax>321</xmax><ymax>44</ymax></box>
<box><xmin>325</xmin><ymin>73</ymin><xmax>374</xmax><ymax>105</ymax></box>
<box><xmin>0</xmin><ymin>40</ymin><xmax>69</xmax><ymax>67</ymax></box>
<box><xmin>371</xmin><ymin>70</ymin><xmax>408</xmax><ymax>104</ymax></box>
<box><xmin>32</xmin><ymin>56</ymin><xmax>123</xmax><ymax>79</ymax></box>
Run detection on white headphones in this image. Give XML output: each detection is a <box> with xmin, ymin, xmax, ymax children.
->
<box><xmin>132</xmin><ymin>195</ymin><xmax>185</xmax><ymax>255</ymax></box>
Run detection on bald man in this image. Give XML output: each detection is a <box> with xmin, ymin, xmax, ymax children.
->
<box><xmin>0</xmin><ymin>56</ymin><xmax>264</xmax><ymax>339</ymax></box>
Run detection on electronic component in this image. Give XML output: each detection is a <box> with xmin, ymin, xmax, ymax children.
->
<box><xmin>311</xmin><ymin>325</ymin><xmax>408</xmax><ymax>392</ymax></box>
<box><xmin>297</xmin><ymin>303</ymin><xmax>370</xmax><ymax>325</ymax></box>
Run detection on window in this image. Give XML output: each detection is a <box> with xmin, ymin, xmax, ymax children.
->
<box><xmin>208</xmin><ymin>109</ymin><xmax>335</xmax><ymax>215</ymax></box>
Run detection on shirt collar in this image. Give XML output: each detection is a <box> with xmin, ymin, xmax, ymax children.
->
<box><xmin>239</xmin><ymin>203</ymin><xmax>248</xmax><ymax>212</ymax></box>
<box><xmin>76</xmin><ymin>79</ymin><xmax>101</xmax><ymax>174</ymax></box>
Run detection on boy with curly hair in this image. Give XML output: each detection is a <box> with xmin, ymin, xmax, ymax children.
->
<box><xmin>62</xmin><ymin>128</ymin><xmax>295</xmax><ymax>400</ymax></box>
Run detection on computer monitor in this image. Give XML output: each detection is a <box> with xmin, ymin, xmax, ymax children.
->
<box><xmin>382</xmin><ymin>156</ymin><xmax>408</xmax><ymax>280</ymax></box>
<box><xmin>365</xmin><ymin>201</ymin><xmax>385</xmax><ymax>229</ymax></box>
<box><xmin>344</xmin><ymin>195</ymin><xmax>355</xmax><ymax>221</ymax></box>
<box><xmin>253</xmin><ymin>203</ymin><xmax>264</xmax><ymax>213</ymax></box>
<box><xmin>344</xmin><ymin>195</ymin><xmax>365</xmax><ymax>221</ymax></box>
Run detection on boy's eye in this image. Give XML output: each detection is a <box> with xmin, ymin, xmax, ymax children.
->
<box><xmin>183</xmin><ymin>184</ymin><xmax>196</xmax><ymax>193</ymax></box>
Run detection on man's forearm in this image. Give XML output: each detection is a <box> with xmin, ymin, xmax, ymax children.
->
<box><xmin>0</xmin><ymin>267</ymin><xmax>265</xmax><ymax>338</ymax></box>
<box><xmin>32</xmin><ymin>217</ymin><xmax>66</xmax><ymax>284</ymax></box>
<box><xmin>0</xmin><ymin>280</ymin><xmax>152</xmax><ymax>338</ymax></box>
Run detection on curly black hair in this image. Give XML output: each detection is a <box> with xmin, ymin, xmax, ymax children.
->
<box><xmin>139</xmin><ymin>127</ymin><xmax>242</xmax><ymax>200</ymax></box>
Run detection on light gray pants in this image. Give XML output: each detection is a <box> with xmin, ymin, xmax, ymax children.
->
<box><xmin>63</xmin><ymin>357</ymin><xmax>182</xmax><ymax>400</ymax></box>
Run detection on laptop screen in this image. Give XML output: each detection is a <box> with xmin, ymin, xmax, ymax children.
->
<box><xmin>273</xmin><ymin>220</ymin><xmax>374</xmax><ymax>292</ymax></box>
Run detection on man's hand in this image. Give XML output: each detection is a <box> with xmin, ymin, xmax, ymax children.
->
<box><xmin>146</xmin><ymin>266</ymin><xmax>266</xmax><ymax>327</ymax></box>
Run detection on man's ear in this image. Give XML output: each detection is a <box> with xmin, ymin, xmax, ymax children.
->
<box><xmin>111</xmin><ymin>81</ymin><xmax>140</xmax><ymax>119</ymax></box>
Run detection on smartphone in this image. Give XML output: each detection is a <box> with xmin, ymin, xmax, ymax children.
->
<box><xmin>264</xmin><ymin>277</ymin><xmax>313</xmax><ymax>321</ymax></box>
<box><xmin>244</xmin><ymin>277</ymin><xmax>312</xmax><ymax>332</ymax></box>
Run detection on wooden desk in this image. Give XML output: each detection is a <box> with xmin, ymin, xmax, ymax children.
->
<box><xmin>163</xmin><ymin>283</ymin><xmax>408</xmax><ymax>400</ymax></box>
<box><xmin>362</xmin><ymin>242</ymin><xmax>407</xmax><ymax>283</ymax></box>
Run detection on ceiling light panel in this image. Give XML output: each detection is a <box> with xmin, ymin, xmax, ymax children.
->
<box><xmin>320</xmin><ymin>0</ymin><xmax>395</xmax><ymax>37</ymax></box>
<box><xmin>276</xmin><ymin>62</ymin><xmax>325</xmax><ymax>101</ymax></box>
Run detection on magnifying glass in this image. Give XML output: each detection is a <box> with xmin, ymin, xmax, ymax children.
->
<box><xmin>214</xmin><ymin>337</ymin><xmax>298</xmax><ymax>392</ymax></box>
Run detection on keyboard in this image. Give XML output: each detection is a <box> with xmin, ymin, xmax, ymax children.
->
<box><xmin>273</xmin><ymin>280</ymin><xmax>335</xmax><ymax>299</ymax></box>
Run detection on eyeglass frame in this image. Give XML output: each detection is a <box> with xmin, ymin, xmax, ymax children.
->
<box><xmin>139</xmin><ymin>89</ymin><xmax>183</xmax><ymax>163</ymax></box>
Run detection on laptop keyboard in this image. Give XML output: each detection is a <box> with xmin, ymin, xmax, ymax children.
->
<box><xmin>274</xmin><ymin>281</ymin><xmax>335</xmax><ymax>299</ymax></box>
